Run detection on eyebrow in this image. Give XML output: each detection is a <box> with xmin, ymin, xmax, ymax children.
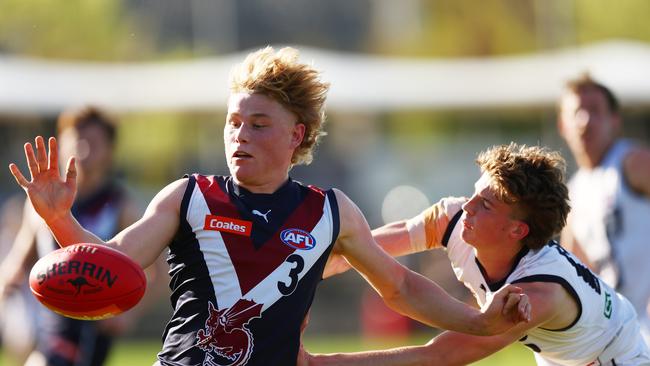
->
<box><xmin>228</xmin><ymin>112</ymin><xmax>271</xmax><ymax>120</ymax></box>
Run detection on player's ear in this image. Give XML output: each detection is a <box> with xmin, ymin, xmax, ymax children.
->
<box><xmin>291</xmin><ymin>123</ymin><xmax>306</xmax><ymax>148</ymax></box>
<box><xmin>510</xmin><ymin>221</ymin><xmax>529</xmax><ymax>241</ymax></box>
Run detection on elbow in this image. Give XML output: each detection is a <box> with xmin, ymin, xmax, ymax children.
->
<box><xmin>377</xmin><ymin>267</ymin><xmax>409</xmax><ymax>311</ymax></box>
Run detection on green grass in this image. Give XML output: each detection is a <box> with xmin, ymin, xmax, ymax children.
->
<box><xmin>2</xmin><ymin>334</ymin><xmax>535</xmax><ymax>365</ymax></box>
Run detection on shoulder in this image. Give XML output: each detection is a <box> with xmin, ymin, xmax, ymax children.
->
<box><xmin>331</xmin><ymin>189</ymin><xmax>356</xmax><ymax>214</ymax></box>
<box><xmin>622</xmin><ymin>144</ymin><xmax>650</xmax><ymax>196</ymax></box>
<box><xmin>150</xmin><ymin>178</ymin><xmax>190</xmax><ymax>209</ymax></box>
<box><xmin>439</xmin><ymin>196</ymin><xmax>467</xmax><ymax>217</ymax></box>
<box><xmin>331</xmin><ymin>189</ymin><xmax>367</xmax><ymax>234</ymax></box>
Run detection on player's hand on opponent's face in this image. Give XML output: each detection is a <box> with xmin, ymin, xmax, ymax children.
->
<box><xmin>8</xmin><ymin>136</ymin><xmax>77</xmax><ymax>223</ymax></box>
<box><xmin>481</xmin><ymin>284</ymin><xmax>531</xmax><ymax>335</ymax></box>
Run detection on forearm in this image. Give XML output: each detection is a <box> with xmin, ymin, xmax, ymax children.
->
<box><xmin>371</xmin><ymin>221</ymin><xmax>415</xmax><ymax>257</ymax></box>
<box><xmin>309</xmin><ymin>331</ymin><xmax>507</xmax><ymax>366</ymax></box>
<box><xmin>381</xmin><ymin>269</ymin><xmax>490</xmax><ymax>336</ymax></box>
<box><xmin>47</xmin><ymin>212</ymin><xmax>105</xmax><ymax>247</ymax></box>
<box><xmin>309</xmin><ymin>345</ymin><xmax>434</xmax><ymax>366</ymax></box>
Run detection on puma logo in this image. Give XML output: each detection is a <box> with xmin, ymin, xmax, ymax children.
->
<box><xmin>252</xmin><ymin>209</ymin><xmax>271</xmax><ymax>223</ymax></box>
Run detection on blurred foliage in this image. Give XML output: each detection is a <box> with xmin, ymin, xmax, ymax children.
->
<box><xmin>2</xmin><ymin>0</ymin><xmax>650</xmax><ymax>60</ymax></box>
<box><xmin>574</xmin><ymin>0</ymin><xmax>650</xmax><ymax>43</ymax></box>
<box><xmin>115</xmin><ymin>111</ymin><xmax>228</xmax><ymax>189</ymax></box>
<box><xmin>373</xmin><ymin>0</ymin><xmax>650</xmax><ymax>57</ymax></box>
<box><xmin>0</xmin><ymin>0</ymin><xmax>155</xmax><ymax>60</ymax></box>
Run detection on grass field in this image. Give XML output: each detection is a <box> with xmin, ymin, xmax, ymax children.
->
<box><xmin>2</xmin><ymin>334</ymin><xmax>536</xmax><ymax>365</ymax></box>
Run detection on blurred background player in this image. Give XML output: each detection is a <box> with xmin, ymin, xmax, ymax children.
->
<box><xmin>0</xmin><ymin>106</ymin><xmax>148</xmax><ymax>366</ymax></box>
<box><xmin>0</xmin><ymin>194</ymin><xmax>39</xmax><ymax>366</ymax></box>
<box><xmin>558</xmin><ymin>74</ymin><xmax>650</xmax><ymax>344</ymax></box>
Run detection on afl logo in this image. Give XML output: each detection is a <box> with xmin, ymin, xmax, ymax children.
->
<box><xmin>280</xmin><ymin>229</ymin><xmax>316</xmax><ymax>250</ymax></box>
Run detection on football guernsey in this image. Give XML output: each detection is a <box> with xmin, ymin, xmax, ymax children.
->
<box><xmin>567</xmin><ymin>139</ymin><xmax>650</xmax><ymax>342</ymax></box>
<box><xmin>413</xmin><ymin>197</ymin><xmax>650</xmax><ymax>366</ymax></box>
<box><xmin>157</xmin><ymin>175</ymin><xmax>339</xmax><ymax>366</ymax></box>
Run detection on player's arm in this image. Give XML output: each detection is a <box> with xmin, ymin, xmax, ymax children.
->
<box><xmin>624</xmin><ymin>146</ymin><xmax>650</xmax><ymax>197</ymax></box>
<box><xmin>332</xmin><ymin>189</ymin><xmax>529</xmax><ymax>336</ymax></box>
<box><xmin>0</xmin><ymin>199</ymin><xmax>38</xmax><ymax>302</ymax></box>
<box><xmin>323</xmin><ymin>199</ymin><xmax>457</xmax><ymax>278</ymax></box>
<box><xmin>8</xmin><ymin>136</ymin><xmax>183</xmax><ymax>269</ymax></box>
<box><xmin>303</xmin><ymin>282</ymin><xmax>563</xmax><ymax>366</ymax></box>
<box><xmin>324</xmin><ymin>218</ymin><xmax>417</xmax><ymax>278</ymax></box>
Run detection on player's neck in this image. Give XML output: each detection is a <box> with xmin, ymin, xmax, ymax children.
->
<box><xmin>233</xmin><ymin>175</ymin><xmax>290</xmax><ymax>194</ymax></box>
<box><xmin>475</xmin><ymin>246</ymin><xmax>525</xmax><ymax>284</ymax></box>
<box><xmin>578</xmin><ymin>139</ymin><xmax>618</xmax><ymax>170</ymax></box>
<box><xmin>77</xmin><ymin>171</ymin><xmax>110</xmax><ymax>199</ymax></box>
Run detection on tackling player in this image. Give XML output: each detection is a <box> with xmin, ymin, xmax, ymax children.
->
<box><xmin>303</xmin><ymin>144</ymin><xmax>650</xmax><ymax>366</ymax></box>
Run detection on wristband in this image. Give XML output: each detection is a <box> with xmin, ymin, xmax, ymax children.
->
<box><xmin>405</xmin><ymin>212</ymin><xmax>428</xmax><ymax>252</ymax></box>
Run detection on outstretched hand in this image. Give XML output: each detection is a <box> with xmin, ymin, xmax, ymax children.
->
<box><xmin>8</xmin><ymin>136</ymin><xmax>77</xmax><ymax>224</ymax></box>
<box><xmin>480</xmin><ymin>284</ymin><xmax>531</xmax><ymax>335</ymax></box>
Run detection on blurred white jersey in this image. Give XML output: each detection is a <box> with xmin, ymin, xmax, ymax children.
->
<box><xmin>567</xmin><ymin>140</ymin><xmax>650</xmax><ymax>343</ymax></box>
<box><xmin>442</xmin><ymin>201</ymin><xmax>650</xmax><ymax>365</ymax></box>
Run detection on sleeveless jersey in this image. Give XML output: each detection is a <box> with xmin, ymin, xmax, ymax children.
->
<box><xmin>567</xmin><ymin>139</ymin><xmax>650</xmax><ymax>341</ymax></box>
<box><xmin>440</xmin><ymin>198</ymin><xmax>650</xmax><ymax>366</ymax></box>
<box><xmin>157</xmin><ymin>175</ymin><xmax>339</xmax><ymax>366</ymax></box>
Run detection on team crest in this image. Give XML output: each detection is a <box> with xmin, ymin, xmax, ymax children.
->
<box><xmin>196</xmin><ymin>299</ymin><xmax>262</xmax><ymax>366</ymax></box>
<box><xmin>280</xmin><ymin>228</ymin><xmax>316</xmax><ymax>250</ymax></box>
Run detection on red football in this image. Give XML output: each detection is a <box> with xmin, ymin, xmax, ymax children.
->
<box><xmin>29</xmin><ymin>243</ymin><xmax>146</xmax><ymax>320</ymax></box>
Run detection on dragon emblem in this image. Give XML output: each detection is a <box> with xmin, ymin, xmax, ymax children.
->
<box><xmin>196</xmin><ymin>299</ymin><xmax>263</xmax><ymax>366</ymax></box>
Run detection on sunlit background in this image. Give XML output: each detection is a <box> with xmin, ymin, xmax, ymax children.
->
<box><xmin>1</xmin><ymin>1</ymin><xmax>650</xmax><ymax>364</ymax></box>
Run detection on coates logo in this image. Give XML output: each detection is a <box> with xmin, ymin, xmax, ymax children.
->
<box><xmin>204</xmin><ymin>215</ymin><xmax>252</xmax><ymax>237</ymax></box>
<box><xmin>196</xmin><ymin>299</ymin><xmax>262</xmax><ymax>366</ymax></box>
<box><xmin>280</xmin><ymin>229</ymin><xmax>316</xmax><ymax>250</ymax></box>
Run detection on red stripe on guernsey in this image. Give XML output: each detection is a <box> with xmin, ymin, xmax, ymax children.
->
<box><xmin>195</xmin><ymin>175</ymin><xmax>326</xmax><ymax>294</ymax></box>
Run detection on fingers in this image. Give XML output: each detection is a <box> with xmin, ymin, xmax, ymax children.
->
<box><xmin>35</xmin><ymin>136</ymin><xmax>48</xmax><ymax>173</ymax></box>
<box><xmin>24</xmin><ymin>142</ymin><xmax>39</xmax><ymax>178</ymax></box>
<box><xmin>9</xmin><ymin>163</ymin><xmax>29</xmax><ymax>188</ymax></box>
<box><xmin>502</xmin><ymin>292</ymin><xmax>521</xmax><ymax>316</ymax></box>
<box><xmin>519</xmin><ymin>294</ymin><xmax>531</xmax><ymax>322</ymax></box>
<box><xmin>501</xmin><ymin>292</ymin><xmax>531</xmax><ymax>323</ymax></box>
<box><xmin>48</xmin><ymin>137</ymin><xmax>59</xmax><ymax>172</ymax></box>
<box><xmin>501</xmin><ymin>284</ymin><xmax>523</xmax><ymax>295</ymax></box>
<box><xmin>14</xmin><ymin>136</ymin><xmax>59</xmax><ymax>189</ymax></box>
<box><xmin>65</xmin><ymin>157</ymin><xmax>77</xmax><ymax>187</ymax></box>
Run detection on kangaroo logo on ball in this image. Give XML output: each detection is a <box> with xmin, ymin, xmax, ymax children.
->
<box><xmin>67</xmin><ymin>276</ymin><xmax>98</xmax><ymax>295</ymax></box>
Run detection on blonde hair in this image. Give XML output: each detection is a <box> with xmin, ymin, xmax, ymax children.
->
<box><xmin>229</xmin><ymin>46</ymin><xmax>330</xmax><ymax>166</ymax></box>
<box><xmin>477</xmin><ymin>143</ymin><xmax>571</xmax><ymax>250</ymax></box>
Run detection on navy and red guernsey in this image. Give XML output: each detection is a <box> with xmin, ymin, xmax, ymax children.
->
<box><xmin>157</xmin><ymin>174</ymin><xmax>339</xmax><ymax>366</ymax></box>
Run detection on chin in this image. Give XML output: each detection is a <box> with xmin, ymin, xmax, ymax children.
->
<box><xmin>460</xmin><ymin>228</ymin><xmax>475</xmax><ymax>246</ymax></box>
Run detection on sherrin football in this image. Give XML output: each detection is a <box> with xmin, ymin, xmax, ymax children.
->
<box><xmin>29</xmin><ymin>243</ymin><xmax>146</xmax><ymax>320</ymax></box>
